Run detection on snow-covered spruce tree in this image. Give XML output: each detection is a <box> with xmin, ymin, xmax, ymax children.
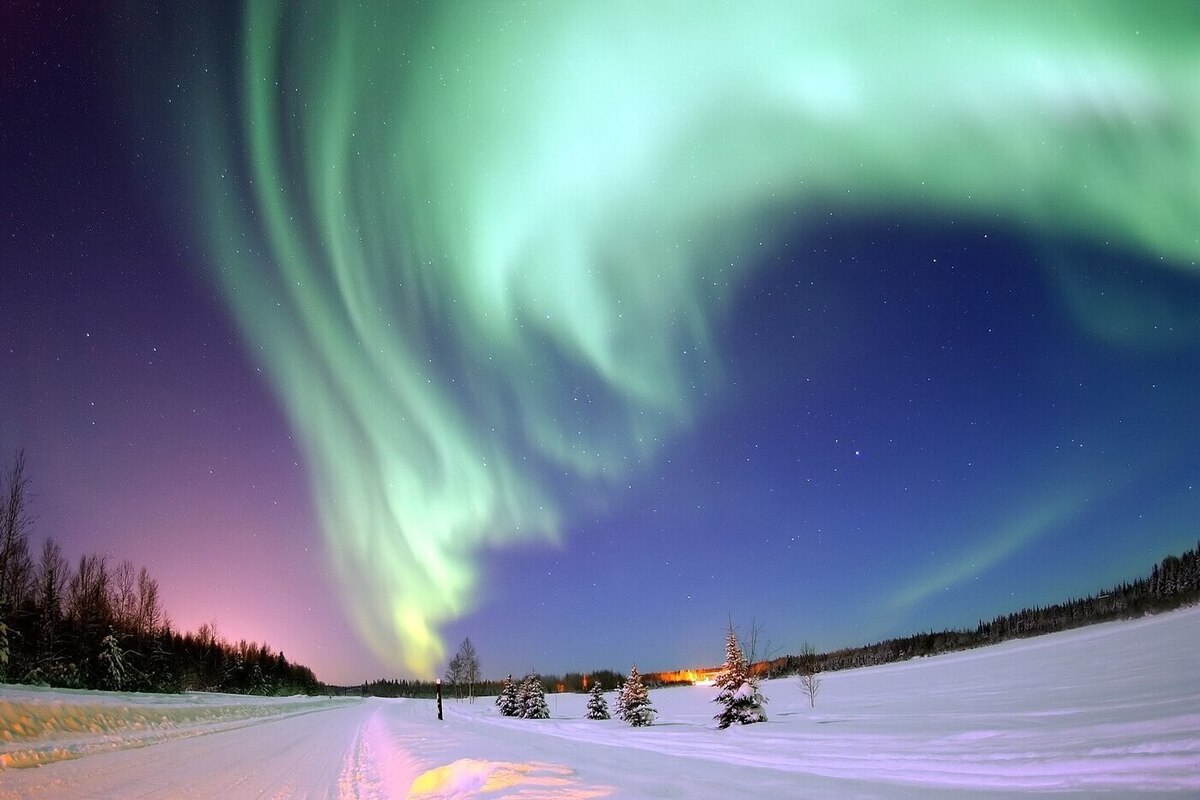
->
<box><xmin>520</xmin><ymin>674</ymin><xmax>550</xmax><ymax>719</ymax></box>
<box><xmin>617</xmin><ymin>665</ymin><xmax>656</xmax><ymax>727</ymax></box>
<box><xmin>496</xmin><ymin>674</ymin><xmax>519</xmax><ymax>717</ymax></box>
<box><xmin>99</xmin><ymin>631</ymin><xmax>127</xmax><ymax>691</ymax></box>
<box><xmin>586</xmin><ymin>681</ymin><xmax>610</xmax><ymax>720</ymax></box>
<box><xmin>713</xmin><ymin>622</ymin><xmax>767</xmax><ymax>729</ymax></box>
<box><xmin>514</xmin><ymin>674</ymin><xmax>530</xmax><ymax>715</ymax></box>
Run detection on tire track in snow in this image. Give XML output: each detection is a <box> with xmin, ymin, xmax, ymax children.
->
<box><xmin>337</xmin><ymin>706</ymin><xmax>423</xmax><ymax>799</ymax></box>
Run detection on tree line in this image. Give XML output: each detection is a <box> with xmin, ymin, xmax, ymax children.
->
<box><xmin>763</xmin><ymin>541</ymin><xmax>1200</xmax><ymax>676</ymax></box>
<box><xmin>369</xmin><ymin>538</ymin><xmax>1199</xmax><ymax>705</ymax></box>
<box><xmin>361</xmin><ymin>540</ymin><xmax>1200</xmax><ymax>704</ymax></box>
<box><xmin>0</xmin><ymin>450</ymin><xmax>321</xmax><ymax>695</ymax></box>
<box><xmin>362</xmin><ymin>667</ymin><xmax>630</xmax><ymax>700</ymax></box>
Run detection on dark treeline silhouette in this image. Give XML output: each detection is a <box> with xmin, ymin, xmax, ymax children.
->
<box><xmin>365</xmin><ymin>669</ymin><xmax>628</xmax><ymax>699</ymax></box>
<box><xmin>764</xmin><ymin>542</ymin><xmax>1200</xmax><ymax>677</ymax></box>
<box><xmin>540</xmin><ymin>669</ymin><xmax>626</xmax><ymax>694</ymax></box>
<box><xmin>0</xmin><ymin>450</ymin><xmax>321</xmax><ymax>695</ymax></box>
<box><xmin>640</xmin><ymin>542</ymin><xmax>1200</xmax><ymax>686</ymax></box>
<box><xmin>364</xmin><ymin>677</ymin><xmax>490</xmax><ymax>699</ymax></box>
<box><xmin>373</xmin><ymin>545</ymin><xmax>1200</xmax><ymax>694</ymax></box>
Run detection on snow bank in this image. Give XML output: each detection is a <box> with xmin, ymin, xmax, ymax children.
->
<box><xmin>0</xmin><ymin>686</ymin><xmax>350</xmax><ymax>769</ymax></box>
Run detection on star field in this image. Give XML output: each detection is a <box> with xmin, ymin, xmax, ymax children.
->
<box><xmin>2</xmin><ymin>2</ymin><xmax>1198</xmax><ymax>683</ymax></box>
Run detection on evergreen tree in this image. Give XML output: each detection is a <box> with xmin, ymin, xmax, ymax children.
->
<box><xmin>250</xmin><ymin>662</ymin><xmax>269</xmax><ymax>695</ymax></box>
<box><xmin>520</xmin><ymin>673</ymin><xmax>550</xmax><ymax>719</ymax></box>
<box><xmin>586</xmin><ymin>680</ymin><xmax>610</xmax><ymax>720</ymax></box>
<box><xmin>617</xmin><ymin>665</ymin><xmax>656</xmax><ymax>727</ymax></box>
<box><xmin>496</xmin><ymin>674</ymin><xmax>519</xmax><ymax>717</ymax></box>
<box><xmin>99</xmin><ymin>631</ymin><xmax>127</xmax><ymax>691</ymax></box>
<box><xmin>713</xmin><ymin>622</ymin><xmax>767</xmax><ymax>729</ymax></box>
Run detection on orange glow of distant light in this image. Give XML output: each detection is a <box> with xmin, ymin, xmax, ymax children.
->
<box><xmin>653</xmin><ymin>668</ymin><xmax>717</xmax><ymax>685</ymax></box>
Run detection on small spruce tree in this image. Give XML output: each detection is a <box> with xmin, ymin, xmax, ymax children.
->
<box><xmin>496</xmin><ymin>674</ymin><xmax>519</xmax><ymax>717</ymax></box>
<box><xmin>514</xmin><ymin>674</ymin><xmax>530</xmax><ymax>714</ymax></box>
<box><xmin>713</xmin><ymin>622</ymin><xmax>767</xmax><ymax>729</ymax></box>
<box><xmin>520</xmin><ymin>673</ymin><xmax>550</xmax><ymax>719</ymax></box>
<box><xmin>617</xmin><ymin>665</ymin><xmax>656</xmax><ymax>727</ymax></box>
<box><xmin>250</xmin><ymin>662</ymin><xmax>270</xmax><ymax>695</ymax></box>
<box><xmin>586</xmin><ymin>680</ymin><xmax>610</xmax><ymax>720</ymax></box>
<box><xmin>99</xmin><ymin>631</ymin><xmax>127</xmax><ymax>692</ymax></box>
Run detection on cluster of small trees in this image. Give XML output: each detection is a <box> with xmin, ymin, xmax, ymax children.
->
<box><xmin>0</xmin><ymin>450</ymin><xmax>320</xmax><ymax>695</ymax></box>
<box><xmin>495</xmin><ymin>674</ymin><xmax>550</xmax><ymax>719</ymax></box>
<box><xmin>492</xmin><ymin>666</ymin><xmax>657</xmax><ymax>727</ymax></box>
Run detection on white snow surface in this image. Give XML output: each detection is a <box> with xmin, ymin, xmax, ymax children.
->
<box><xmin>2</xmin><ymin>606</ymin><xmax>1198</xmax><ymax>798</ymax></box>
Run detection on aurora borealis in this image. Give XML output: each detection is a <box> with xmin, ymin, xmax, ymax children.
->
<box><xmin>3</xmin><ymin>2</ymin><xmax>1198</xmax><ymax>682</ymax></box>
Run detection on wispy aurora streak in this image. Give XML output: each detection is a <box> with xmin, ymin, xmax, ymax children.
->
<box><xmin>187</xmin><ymin>2</ymin><xmax>1199</xmax><ymax>675</ymax></box>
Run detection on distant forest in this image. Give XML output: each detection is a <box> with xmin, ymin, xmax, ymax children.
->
<box><xmin>722</xmin><ymin>541</ymin><xmax>1200</xmax><ymax>684</ymax></box>
<box><xmin>0</xmin><ymin>451</ymin><xmax>321</xmax><ymax>695</ymax></box>
<box><xmin>363</xmin><ymin>669</ymin><xmax>628</xmax><ymax>700</ymax></box>
<box><xmin>373</xmin><ymin>544</ymin><xmax>1200</xmax><ymax>699</ymax></box>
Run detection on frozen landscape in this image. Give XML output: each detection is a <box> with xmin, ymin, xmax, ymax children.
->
<box><xmin>2</xmin><ymin>606</ymin><xmax>1198</xmax><ymax>799</ymax></box>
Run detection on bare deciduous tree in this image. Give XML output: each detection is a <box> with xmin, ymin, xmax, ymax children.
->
<box><xmin>0</xmin><ymin>450</ymin><xmax>34</xmax><ymax>611</ymax></box>
<box><xmin>739</xmin><ymin>617</ymin><xmax>781</xmax><ymax>679</ymax></box>
<box><xmin>444</xmin><ymin>651</ymin><xmax>464</xmax><ymax>699</ymax></box>
<box><xmin>445</xmin><ymin>637</ymin><xmax>481</xmax><ymax>702</ymax></box>
<box><xmin>135</xmin><ymin>567</ymin><xmax>162</xmax><ymax>638</ymax></box>
<box><xmin>798</xmin><ymin>641</ymin><xmax>821</xmax><ymax>708</ymax></box>
<box><xmin>68</xmin><ymin>553</ymin><xmax>112</xmax><ymax>640</ymax></box>
<box><xmin>113</xmin><ymin>559</ymin><xmax>138</xmax><ymax>631</ymax></box>
<box><xmin>459</xmin><ymin>637</ymin><xmax>480</xmax><ymax>702</ymax></box>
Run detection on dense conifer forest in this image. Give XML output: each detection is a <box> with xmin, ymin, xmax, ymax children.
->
<box><xmin>0</xmin><ymin>451</ymin><xmax>321</xmax><ymax>695</ymax></box>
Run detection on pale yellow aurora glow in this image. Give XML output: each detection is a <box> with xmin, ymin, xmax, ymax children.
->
<box><xmin>185</xmin><ymin>2</ymin><xmax>1200</xmax><ymax>675</ymax></box>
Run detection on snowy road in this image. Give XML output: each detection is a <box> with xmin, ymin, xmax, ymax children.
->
<box><xmin>0</xmin><ymin>693</ymin><xmax>812</xmax><ymax>798</ymax></box>
<box><xmin>3</xmin><ymin>607</ymin><xmax>1199</xmax><ymax>798</ymax></box>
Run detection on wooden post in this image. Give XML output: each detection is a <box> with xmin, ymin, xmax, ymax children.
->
<box><xmin>436</xmin><ymin>678</ymin><xmax>443</xmax><ymax>720</ymax></box>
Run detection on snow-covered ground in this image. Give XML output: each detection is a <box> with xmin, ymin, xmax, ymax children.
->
<box><xmin>2</xmin><ymin>606</ymin><xmax>1198</xmax><ymax>798</ymax></box>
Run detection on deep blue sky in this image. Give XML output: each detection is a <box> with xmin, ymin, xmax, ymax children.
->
<box><xmin>3</xmin><ymin>3</ymin><xmax>1198</xmax><ymax>684</ymax></box>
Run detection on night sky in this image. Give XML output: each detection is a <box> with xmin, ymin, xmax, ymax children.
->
<box><xmin>3</xmin><ymin>2</ymin><xmax>1198</xmax><ymax>685</ymax></box>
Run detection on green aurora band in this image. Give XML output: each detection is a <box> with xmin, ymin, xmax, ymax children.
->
<box><xmin>186</xmin><ymin>2</ymin><xmax>1199</xmax><ymax>675</ymax></box>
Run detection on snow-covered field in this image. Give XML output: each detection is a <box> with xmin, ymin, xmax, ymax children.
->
<box><xmin>2</xmin><ymin>606</ymin><xmax>1198</xmax><ymax>798</ymax></box>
